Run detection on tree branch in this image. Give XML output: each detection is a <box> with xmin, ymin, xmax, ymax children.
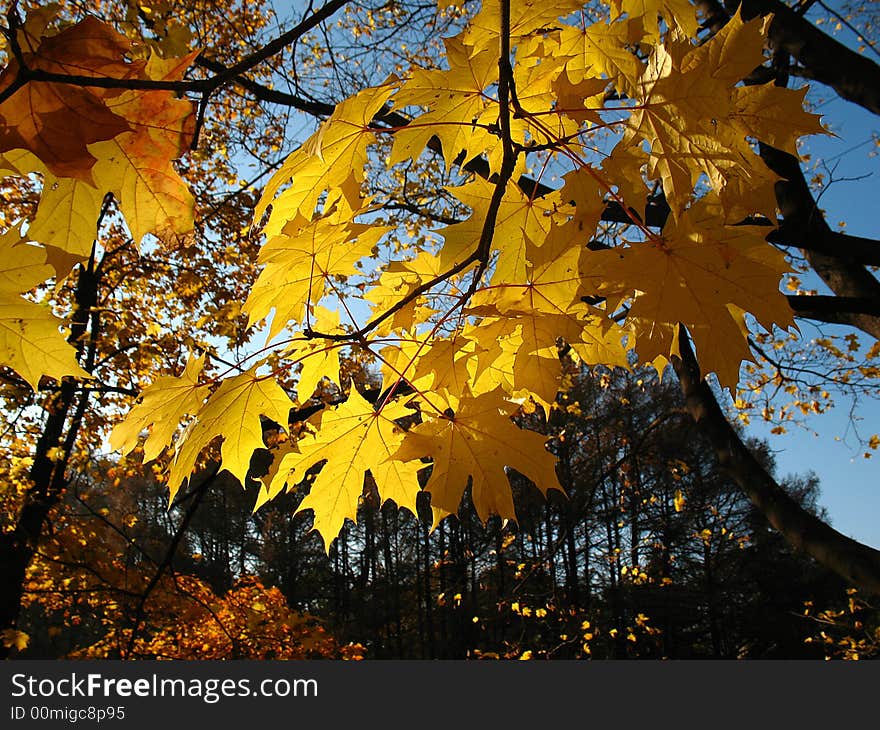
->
<box><xmin>787</xmin><ymin>294</ymin><xmax>880</xmax><ymax>323</ymax></box>
<box><xmin>767</xmin><ymin>227</ymin><xmax>880</xmax><ymax>267</ymax></box>
<box><xmin>0</xmin><ymin>0</ymin><xmax>353</xmax><ymax>105</ymax></box>
<box><xmin>194</xmin><ymin>55</ymin><xmax>336</xmax><ymax>117</ymax></box>
<box><xmin>760</xmin><ymin>143</ymin><xmax>880</xmax><ymax>340</ymax></box>
<box><xmin>738</xmin><ymin>0</ymin><xmax>880</xmax><ymax>116</ymax></box>
<box><xmin>671</xmin><ymin>325</ymin><xmax>880</xmax><ymax>596</ymax></box>
<box><xmin>123</xmin><ymin>465</ymin><xmax>218</xmax><ymax>659</ymax></box>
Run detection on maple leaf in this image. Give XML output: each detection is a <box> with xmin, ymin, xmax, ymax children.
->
<box><xmin>109</xmin><ymin>353</ymin><xmax>209</xmax><ymax>463</ymax></box>
<box><xmin>259</xmin><ymin>387</ymin><xmax>421</xmax><ymax>550</ymax></box>
<box><xmin>88</xmin><ymin>89</ymin><xmax>195</xmax><ymax>244</ymax></box>
<box><xmin>244</xmin><ymin>195</ymin><xmax>388</xmax><ymax>339</ymax></box>
<box><xmin>465</xmin><ymin>305</ymin><xmax>625</xmax><ymax>411</ymax></box>
<box><xmin>86</xmin><ymin>49</ymin><xmax>197</xmax><ymax>245</ymax></box>
<box><xmin>390</xmin><ymin>36</ymin><xmax>498</xmax><ymax>169</ymax></box>
<box><xmin>552</xmin><ymin>17</ymin><xmax>646</xmax><ymax>96</ymax></box>
<box><xmin>0</xmin><ymin>148</ymin><xmax>104</xmax><ymax>267</ymax></box>
<box><xmin>625</xmin><ymin>42</ymin><xmax>741</xmax><ymax>209</ymax></box>
<box><xmin>255</xmin><ymin>81</ymin><xmax>397</xmax><ymax>234</ymax></box>
<box><xmin>0</xmin><ymin>10</ymin><xmax>197</xmax><ymax>255</ymax></box>
<box><xmin>409</xmin><ymin>333</ymin><xmax>481</xmax><ymax>398</ymax></box>
<box><xmin>167</xmin><ymin>368</ymin><xmax>294</xmax><ymax>499</ymax></box>
<box><xmin>716</xmin><ymin>159</ymin><xmax>781</xmax><ymax>224</ymax></box>
<box><xmin>505</xmin><ymin>314</ymin><xmax>582</xmax><ymax>408</ymax></box>
<box><xmin>464</xmin><ymin>209</ymin><xmax>629</xmax><ymax>404</ymax></box>
<box><xmin>469</xmin><ymin>218</ymin><xmax>588</xmax><ymax>316</ymax></box>
<box><xmin>458</xmin><ymin>0</ymin><xmax>586</xmax><ymax>51</ymax></box>
<box><xmin>622</xmin><ymin>9</ymin><xmax>823</xmax><ymax>217</ymax></box>
<box><xmin>394</xmin><ymin>389</ymin><xmax>562</xmax><ymax>526</ymax></box>
<box><xmin>440</xmin><ymin>177</ymin><xmax>565</xmax><ymax>281</ymax></box>
<box><xmin>729</xmin><ymin>84</ymin><xmax>826</xmax><ymax>156</ymax></box>
<box><xmin>26</xmin><ymin>174</ymin><xmax>106</xmax><ymax>263</ymax></box>
<box><xmin>600</xmin><ymin>143</ymin><xmax>651</xmax><ymax>222</ymax></box>
<box><xmin>0</xmin><ymin>14</ymin><xmax>134</xmax><ymax>181</ymax></box>
<box><xmin>282</xmin><ymin>307</ymin><xmax>345</xmax><ymax>402</ymax></box>
<box><xmin>378</xmin><ymin>334</ymin><xmax>437</xmax><ymax>396</ymax></box>
<box><xmin>610</xmin><ymin>0</ymin><xmax>699</xmax><ymax>41</ymax></box>
<box><xmin>0</xmin><ymin>230</ymin><xmax>90</xmax><ymax>389</ymax></box>
<box><xmin>363</xmin><ymin>251</ymin><xmax>442</xmax><ymax>336</ymax></box>
<box><xmin>550</xmin><ymin>70</ymin><xmax>608</xmax><ymax>125</ymax></box>
<box><xmin>507</xmin><ymin>49</ymin><xmax>581</xmax><ymax>143</ymax></box>
<box><xmin>582</xmin><ymin>199</ymin><xmax>794</xmax><ymax>388</ymax></box>
<box><xmin>680</xmin><ymin>9</ymin><xmax>768</xmax><ymax>86</ymax></box>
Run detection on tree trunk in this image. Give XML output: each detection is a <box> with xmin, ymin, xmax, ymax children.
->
<box><xmin>0</xmin><ymin>254</ymin><xmax>99</xmax><ymax>658</ymax></box>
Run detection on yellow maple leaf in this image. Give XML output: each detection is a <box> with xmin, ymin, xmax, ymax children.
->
<box><xmin>626</xmin><ymin>42</ymin><xmax>740</xmax><ymax>209</ymax></box>
<box><xmin>583</xmin><ymin>199</ymin><xmax>794</xmax><ymax>389</ymax></box>
<box><xmin>256</xmin><ymin>81</ymin><xmax>397</xmax><ymax>233</ymax></box>
<box><xmin>283</xmin><ymin>307</ymin><xmax>345</xmax><ymax>402</ymax></box>
<box><xmin>730</xmin><ymin>85</ymin><xmax>826</xmax><ymax>156</ymax></box>
<box><xmin>569</xmin><ymin>313</ymin><xmax>630</xmax><ymax>370</ymax></box>
<box><xmin>109</xmin><ymin>353</ymin><xmax>209</xmax><ymax>462</ymax></box>
<box><xmin>610</xmin><ymin>0</ymin><xmax>699</xmax><ymax>41</ymax></box>
<box><xmin>394</xmin><ymin>389</ymin><xmax>562</xmax><ymax>526</ymax></box>
<box><xmin>0</xmin><ymin>149</ymin><xmax>103</xmax><ymax>271</ymax></box>
<box><xmin>409</xmin><ymin>333</ymin><xmax>482</xmax><ymax>399</ymax></box>
<box><xmin>599</xmin><ymin>143</ymin><xmax>652</xmax><ymax>223</ymax></box>
<box><xmin>716</xmin><ymin>160</ymin><xmax>781</xmax><ymax>224</ymax></box>
<box><xmin>459</xmin><ymin>0</ymin><xmax>586</xmax><ymax>52</ymax></box>
<box><xmin>260</xmin><ymin>387</ymin><xmax>421</xmax><ymax>550</ymax></box>
<box><xmin>679</xmin><ymin>9</ymin><xmax>768</xmax><ymax>86</ymax></box>
<box><xmin>624</xmin><ymin>9</ymin><xmax>823</xmax><ymax>216</ymax></box>
<box><xmin>390</xmin><ymin>36</ymin><xmax>498</xmax><ymax>169</ymax></box>
<box><xmin>506</xmin><ymin>48</ymin><xmax>581</xmax><ymax>146</ymax></box>
<box><xmin>245</xmin><ymin>195</ymin><xmax>388</xmax><ymax>339</ymax></box>
<box><xmin>440</xmin><ymin>177</ymin><xmax>565</xmax><ymax>281</ymax></box>
<box><xmin>0</xmin><ymin>230</ymin><xmax>90</xmax><ymax>389</ymax></box>
<box><xmin>552</xmin><ymin>17</ymin><xmax>646</xmax><ymax>97</ymax></box>
<box><xmin>168</xmin><ymin>367</ymin><xmax>294</xmax><ymax>499</ymax></box>
<box><xmin>88</xmin><ymin>87</ymin><xmax>195</xmax><ymax>245</ymax></box>
<box><xmin>26</xmin><ymin>174</ymin><xmax>106</xmax><ymax>264</ymax></box>
<box><xmin>363</xmin><ymin>251</ymin><xmax>442</xmax><ymax>336</ymax></box>
<box><xmin>378</xmin><ymin>335</ymin><xmax>436</xmax><ymax>395</ymax></box>
<box><xmin>550</xmin><ymin>70</ymin><xmax>608</xmax><ymax>126</ymax></box>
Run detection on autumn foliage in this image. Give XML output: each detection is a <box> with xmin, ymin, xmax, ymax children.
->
<box><xmin>107</xmin><ymin>1</ymin><xmax>825</xmax><ymax>552</ymax></box>
<box><xmin>0</xmin><ymin>0</ymin><xmax>878</xmax><ymax>659</ymax></box>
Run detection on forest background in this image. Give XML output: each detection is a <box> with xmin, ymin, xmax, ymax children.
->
<box><xmin>0</xmin><ymin>0</ymin><xmax>878</xmax><ymax>661</ymax></box>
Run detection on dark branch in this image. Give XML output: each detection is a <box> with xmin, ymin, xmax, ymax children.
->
<box><xmin>760</xmin><ymin>143</ymin><xmax>880</xmax><ymax>340</ymax></box>
<box><xmin>739</xmin><ymin>0</ymin><xmax>880</xmax><ymax>116</ymax></box>
<box><xmin>123</xmin><ymin>466</ymin><xmax>218</xmax><ymax>658</ymax></box>
<box><xmin>672</xmin><ymin>325</ymin><xmax>880</xmax><ymax>596</ymax></box>
<box><xmin>787</xmin><ymin>294</ymin><xmax>880</xmax><ymax>321</ymax></box>
<box><xmin>0</xmin><ymin>0</ymin><xmax>353</xmax><ymax>106</ymax></box>
<box><xmin>195</xmin><ymin>55</ymin><xmax>335</xmax><ymax>117</ymax></box>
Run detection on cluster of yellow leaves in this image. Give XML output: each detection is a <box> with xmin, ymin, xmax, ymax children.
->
<box><xmin>112</xmin><ymin>1</ymin><xmax>825</xmax><ymax>550</ymax></box>
<box><xmin>19</xmin><ymin>479</ymin><xmax>362</xmax><ymax>659</ymax></box>
<box><xmin>803</xmin><ymin>589</ymin><xmax>880</xmax><ymax>661</ymax></box>
<box><xmin>0</xmin><ymin>5</ymin><xmax>196</xmax><ymax>388</ymax></box>
<box><xmin>0</xmin><ymin>228</ymin><xmax>90</xmax><ymax>389</ymax></box>
<box><xmin>0</xmin><ymin>628</ymin><xmax>29</xmax><ymax>653</ymax></box>
<box><xmin>70</xmin><ymin>576</ymin><xmax>362</xmax><ymax>660</ymax></box>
